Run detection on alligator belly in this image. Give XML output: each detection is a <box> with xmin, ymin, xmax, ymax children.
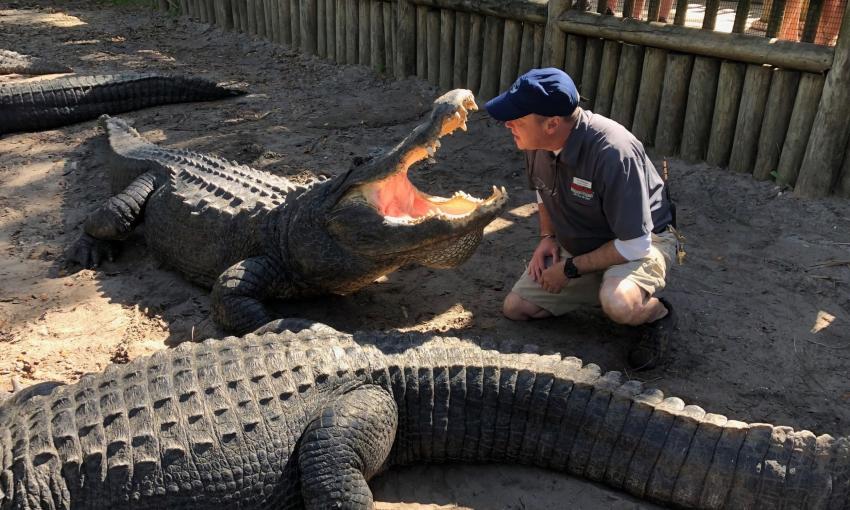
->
<box><xmin>143</xmin><ymin>189</ymin><xmax>267</xmax><ymax>288</ymax></box>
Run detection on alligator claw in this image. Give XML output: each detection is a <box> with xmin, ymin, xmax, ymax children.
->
<box><xmin>66</xmin><ymin>233</ymin><xmax>121</xmax><ymax>269</ymax></box>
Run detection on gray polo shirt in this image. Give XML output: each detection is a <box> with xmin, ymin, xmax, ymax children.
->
<box><xmin>526</xmin><ymin>108</ymin><xmax>673</xmax><ymax>256</ymax></box>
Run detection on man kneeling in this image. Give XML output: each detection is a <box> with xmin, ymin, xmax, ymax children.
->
<box><xmin>487</xmin><ymin>67</ymin><xmax>678</xmax><ymax>370</ymax></box>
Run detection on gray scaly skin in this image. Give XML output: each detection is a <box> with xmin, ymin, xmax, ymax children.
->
<box><xmin>0</xmin><ymin>49</ymin><xmax>72</xmax><ymax>76</ymax></box>
<box><xmin>0</xmin><ymin>73</ymin><xmax>245</xmax><ymax>135</ymax></box>
<box><xmin>68</xmin><ymin>89</ymin><xmax>509</xmax><ymax>334</ymax></box>
<box><xmin>1</xmin><ymin>321</ymin><xmax>848</xmax><ymax>510</ymax></box>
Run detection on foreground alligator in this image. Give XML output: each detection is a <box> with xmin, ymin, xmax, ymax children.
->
<box><xmin>1</xmin><ymin>322</ymin><xmax>848</xmax><ymax>509</ymax></box>
<box><xmin>0</xmin><ymin>73</ymin><xmax>244</xmax><ymax>135</ymax></box>
<box><xmin>0</xmin><ymin>49</ymin><xmax>72</xmax><ymax>75</ymax></box>
<box><xmin>69</xmin><ymin>89</ymin><xmax>508</xmax><ymax>334</ymax></box>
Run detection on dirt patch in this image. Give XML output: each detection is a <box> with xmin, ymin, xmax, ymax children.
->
<box><xmin>1</xmin><ymin>1</ymin><xmax>848</xmax><ymax>508</ymax></box>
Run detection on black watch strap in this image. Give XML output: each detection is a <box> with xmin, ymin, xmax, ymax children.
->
<box><xmin>563</xmin><ymin>257</ymin><xmax>581</xmax><ymax>278</ymax></box>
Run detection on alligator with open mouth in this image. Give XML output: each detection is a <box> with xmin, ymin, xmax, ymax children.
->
<box><xmin>1</xmin><ymin>321</ymin><xmax>847</xmax><ymax>509</ymax></box>
<box><xmin>68</xmin><ymin>89</ymin><xmax>508</xmax><ymax>334</ymax></box>
<box><xmin>0</xmin><ymin>73</ymin><xmax>245</xmax><ymax>135</ymax></box>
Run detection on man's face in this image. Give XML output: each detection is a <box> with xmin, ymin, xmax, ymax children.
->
<box><xmin>504</xmin><ymin>114</ymin><xmax>552</xmax><ymax>150</ymax></box>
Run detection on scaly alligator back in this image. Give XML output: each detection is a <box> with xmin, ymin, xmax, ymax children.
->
<box><xmin>0</xmin><ymin>49</ymin><xmax>72</xmax><ymax>75</ymax></box>
<box><xmin>2</xmin><ymin>328</ymin><xmax>848</xmax><ymax>509</ymax></box>
<box><xmin>0</xmin><ymin>73</ymin><xmax>245</xmax><ymax>135</ymax></box>
<box><xmin>102</xmin><ymin>116</ymin><xmax>310</xmax><ymax>286</ymax></box>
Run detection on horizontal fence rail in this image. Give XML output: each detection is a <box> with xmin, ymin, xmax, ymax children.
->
<box><xmin>156</xmin><ymin>0</ymin><xmax>850</xmax><ymax>196</ymax></box>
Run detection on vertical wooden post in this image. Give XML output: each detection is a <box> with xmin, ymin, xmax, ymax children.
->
<box><xmin>396</xmin><ymin>0</ymin><xmax>417</xmax><ymax>78</ymax></box>
<box><xmin>454</xmin><ymin>12</ymin><xmax>471</xmax><ymax>87</ymax></box>
<box><xmin>680</xmin><ymin>56</ymin><xmax>720</xmax><ymax>162</ymax></box>
<box><xmin>564</xmin><ymin>34</ymin><xmax>586</xmax><ymax>88</ymax></box>
<box><xmin>279</xmin><ymin>0</ymin><xmax>292</xmax><ymax>44</ymax></box>
<box><xmin>752</xmin><ymin>69</ymin><xmax>800</xmax><ymax>180</ymax></box>
<box><xmin>543</xmin><ymin>0</ymin><xmax>569</xmax><ymax>67</ymax></box>
<box><xmin>264</xmin><ymin>0</ymin><xmax>275</xmax><ymax>39</ymax></box>
<box><xmin>239</xmin><ymin>0</ymin><xmax>250</xmax><ymax>32</ymax></box>
<box><xmin>593</xmin><ymin>39</ymin><xmax>621</xmax><ymax>117</ymax></box>
<box><xmin>467</xmin><ymin>13</ymin><xmax>485</xmax><ymax>95</ymax></box>
<box><xmin>427</xmin><ymin>9</ymin><xmax>440</xmax><ymax>85</ymax></box>
<box><xmin>776</xmin><ymin>73</ymin><xmax>825</xmax><ymax>187</ymax></box>
<box><xmin>802</xmin><ymin>0</ymin><xmax>825</xmax><ymax>42</ymax></box>
<box><xmin>385</xmin><ymin>1</ymin><xmax>395</xmax><ymax>74</ymax></box>
<box><xmin>479</xmin><ymin>16</ymin><xmax>504</xmax><ymax>100</ymax></box>
<box><xmin>358</xmin><ymin>0</ymin><xmax>370</xmax><ymax>63</ymax></box>
<box><xmin>732</xmin><ymin>0</ymin><xmax>752</xmax><ymax>33</ymax></box>
<box><xmin>317</xmin><ymin>0</ymin><xmax>326</xmax><ymax>55</ymax></box>
<box><xmin>706</xmin><ymin>60</ymin><xmax>746</xmax><ymax>167</ymax></box>
<box><xmin>325</xmin><ymin>0</ymin><xmax>335</xmax><ymax>59</ymax></box>
<box><xmin>532</xmin><ymin>24</ymin><xmax>545</xmax><ymax>68</ymax></box>
<box><xmin>765</xmin><ymin>0</ymin><xmax>788</xmax><ymax>37</ymax></box>
<box><xmin>631</xmin><ymin>46</ymin><xmax>667</xmax><ymax>145</ymax></box>
<box><xmin>255</xmin><ymin>0</ymin><xmax>266</xmax><ymax>37</ymax></box>
<box><xmin>610</xmin><ymin>43</ymin><xmax>644</xmax><ymax>130</ymax></box>
<box><xmin>247</xmin><ymin>0</ymin><xmax>257</xmax><ymax>34</ymax></box>
<box><xmin>416</xmin><ymin>6</ymin><xmax>428</xmax><ymax>78</ymax></box>
<box><xmin>728</xmin><ymin>64</ymin><xmax>772</xmax><ymax>173</ymax></box>
<box><xmin>291</xmin><ymin>0</ymin><xmax>301</xmax><ymax>47</ymax></box>
<box><xmin>654</xmin><ymin>52</ymin><xmax>694</xmax><ymax>156</ymax></box>
<box><xmin>517</xmin><ymin>22</ymin><xmax>536</xmax><ymax>76</ymax></box>
<box><xmin>336</xmin><ymin>0</ymin><xmax>346</xmax><ymax>62</ymax></box>
<box><xmin>839</xmin><ymin>145</ymin><xmax>850</xmax><ymax>195</ymax></box>
<box><xmin>440</xmin><ymin>9</ymin><xmax>456</xmax><ymax>90</ymax></box>
<box><xmin>796</xmin><ymin>0</ymin><xmax>850</xmax><ymax>196</ymax></box>
<box><xmin>500</xmin><ymin>19</ymin><xmax>522</xmax><ymax>91</ymax></box>
<box><xmin>703</xmin><ymin>0</ymin><xmax>720</xmax><ymax>29</ymax></box>
<box><xmin>301</xmin><ymin>0</ymin><xmax>317</xmax><ymax>53</ymax></box>
<box><xmin>673</xmin><ymin>0</ymin><xmax>689</xmax><ymax>25</ymax></box>
<box><xmin>346</xmin><ymin>0</ymin><xmax>358</xmax><ymax>64</ymax></box>
<box><xmin>579</xmin><ymin>37</ymin><xmax>604</xmax><ymax>110</ymax></box>
<box><xmin>371</xmin><ymin>0</ymin><xmax>385</xmax><ymax>72</ymax></box>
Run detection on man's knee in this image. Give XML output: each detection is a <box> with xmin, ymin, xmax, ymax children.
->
<box><xmin>502</xmin><ymin>292</ymin><xmax>549</xmax><ymax>321</ymax></box>
<box><xmin>600</xmin><ymin>280</ymin><xmax>645</xmax><ymax>325</ymax></box>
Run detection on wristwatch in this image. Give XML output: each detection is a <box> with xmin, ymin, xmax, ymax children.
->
<box><xmin>563</xmin><ymin>257</ymin><xmax>581</xmax><ymax>279</ymax></box>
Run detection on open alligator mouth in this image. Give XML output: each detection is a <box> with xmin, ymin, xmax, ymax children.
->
<box><xmin>351</xmin><ymin>90</ymin><xmax>507</xmax><ymax>225</ymax></box>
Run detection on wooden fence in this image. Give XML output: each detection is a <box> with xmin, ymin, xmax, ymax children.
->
<box><xmin>155</xmin><ymin>0</ymin><xmax>850</xmax><ymax>197</ymax></box>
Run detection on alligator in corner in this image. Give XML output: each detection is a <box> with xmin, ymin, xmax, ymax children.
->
<box><xmin>0</xmin><ymin>73</ymin><xmax>245</xmax><ymax>135</ymax></box>
<box><xmin>1</xmin><ymin>321</ymin><xmax>848</xmax><ymax>509</ymax></box>
<box><xmin>68</xmin><ymin>89</ymin><xmax>508</xmax><ymax>334</ymax></box>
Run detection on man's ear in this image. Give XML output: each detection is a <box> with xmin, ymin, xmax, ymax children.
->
<box><xmin>544</xmin><ymin>116</ymin><xmax>561</xmax><ymax>133</ymax></box>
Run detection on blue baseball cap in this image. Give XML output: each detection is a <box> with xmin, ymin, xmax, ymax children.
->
<box><xmin>485</xmin><ymin>68</ymin><xmax>579</xmax><ymax>121</ymax></box>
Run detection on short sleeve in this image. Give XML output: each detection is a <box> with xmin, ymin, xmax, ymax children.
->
<box><xmin>598</xmin><ymin>148</ymin><xmax>653</xmax><ymax>242</ymax></box>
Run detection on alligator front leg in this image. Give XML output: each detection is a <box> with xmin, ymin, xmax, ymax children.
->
<box><xmin>68</xmin><ymin>171</ymin><xmax>160</xmax><ymax>268</ymax></box>
<box><xmin>211</xmin><ymin>255</ymin><xmax>292</xmax><ymax>334</ymax></box>
<box><xmin>298</xmin><ymin>385</ymin><xmax>398</xmax><ymax>509</ymax></box>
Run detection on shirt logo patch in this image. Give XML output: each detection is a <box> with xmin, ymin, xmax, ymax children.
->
<box><xmin>570</xmin><ymin>177</ymin><xmax>593</xmax><ymax>200</ymax></box>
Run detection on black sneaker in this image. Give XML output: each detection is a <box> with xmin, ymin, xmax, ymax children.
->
<box><xmin>627</xmin><ymin>297</ymin><xmax>677</xmax><ymax>371</ymax></box>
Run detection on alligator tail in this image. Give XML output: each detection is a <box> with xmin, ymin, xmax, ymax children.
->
<box><xmin>0</xmin><ymin>73</ymin><xmax>246</xmax><ymax>135</ymax></box>
<box><xmin>381</xmin><ymin>337</ymin><xmax>850</xmax><ymax>509</ymax></box>
<box><xmin>0</xmin><ymin>381</ymin><xmax>64</xmax><ymax>509</ymax></box>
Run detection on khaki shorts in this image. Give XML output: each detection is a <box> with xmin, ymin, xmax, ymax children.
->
<box><xmin>511</xmin><ymin>231</ymin><xmax>676</xmax><ymax>316</ymax></box>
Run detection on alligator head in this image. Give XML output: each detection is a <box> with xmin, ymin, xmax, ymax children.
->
<box><xmin>324</xmin><ymin>89</ymin><xmax>508</xmax><ymax>269</ymax></box>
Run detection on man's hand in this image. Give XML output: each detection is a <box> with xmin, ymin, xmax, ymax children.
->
<box><xmin>540</xmin><ymin>260</ymin><xmax>568</xmax><ymax>293</ymax></box>
<box><xmin>529</xmin><ymin>236</ymin><xmax>560</xmax><ymax>282</ymax></box>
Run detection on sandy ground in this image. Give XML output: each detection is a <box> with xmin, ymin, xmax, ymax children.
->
<box><xmin>1</xmin><ymin>1</ymin><xmax>848</xmax><ymax>508</ymax></box>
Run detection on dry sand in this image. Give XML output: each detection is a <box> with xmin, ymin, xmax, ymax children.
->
<box><xmin>1</xmin><ymin>2</ymin><xmax>848</xmax><ymax>508</ymax></box>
